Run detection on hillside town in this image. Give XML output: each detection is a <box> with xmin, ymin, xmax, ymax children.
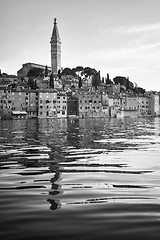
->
<box><xmin>0</xmin><ymin>19</ymin><xmax>160</xmax><ymax>120</ymax></box>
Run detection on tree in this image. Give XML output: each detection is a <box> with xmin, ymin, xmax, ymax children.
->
<box><xmin>106</xmin><ymin>73</ymin><xmax>113</xmax><ymax>85</ymax></box>
<box><xmin>61</xmin><ymin>68</ymin><xmax>72</xmax><ymax>75</ymax></box>
<box><xmin>113</xmin><ymin>76</ymin><xmax>128</xmax><ymax>87</ymax></box>
<box><xmin>71</xmin><ymin>68</ymin><xmax>77</xmax><ymax>77</ymax></box>
<box><xmin>50</xmin><ymin>73</ymin><xmax>54</xmax><ymax>88</ymax></box>
<box><xmin>27</xmin><ymin>67</ymin><xmax>43</xmax><ymax>78</ymax></box>
<box><xmin>45</xmin><ymin>65</ymin><xmax>48</xmax><ymax>77</ymax></box>
<box><xmin>28</xmin><ymin>78</ymin><xmax>37</xmax><ymax>89</ymax></box>
<box><xmin>134</xmin><ymin>87</ymin><xmax>146</xmax><ymax>94</ymax></box>
<box><xmin>57</xmin><ymin>69</ymin><xmax>61</xmax><ymax>79</ymax></box>
<box><xmin>76</xmin><ymin>66</ymin><xmax>83</xmax><ymax>72</ymax></box>
<box><xmin>92</xmin><ymin>71</ymin><xmax>101</xmax><ymax>90</ymax></box>
<box><xmin>78</xmin><ymin>77</ymin><xmax>82</xmax><ymax>88</ymax></box>
<box><xmin>84</xmin><ymin>67</ymin><xmax>97</xmax><ymax>77</ymax></box>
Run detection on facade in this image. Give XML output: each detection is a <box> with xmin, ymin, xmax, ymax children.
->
<box><xmin>50</xmin><ymin>18</ymin><xmax>61</xmax><ymax>75</ymax></box>
<box><xmin>67</xmin><ymin>93</ymin><xmax>78</xmax><ymax>117</ymax></box>
<box><xmin>26</xmin><ymin>90</ymin><xmax>38</xmax><ymax>118</ymax></box>
<box><xmin>106</xmin><ymin>83</ymin><xmax>121</xmax><ymax>95</ymax></box>
<box><xmin>0</xmin><ymin>88</ymin><xmax>38</xmax><ymax>119</ymax></box>
<box><xmin>137</xmin><ymin>96</ymin><xmax>150</xmax><ymax>116</ymax></box>
<box><xmin>76</xmin><ymin>90</ymin><xmax>103</xmax><ymax>118</ymax></box>
<box><xmin>1</xmin><ymin>85</ymin><xmax>160</xmax><ymax>119</ymax></box>
<box><xmin>0</xmin><ymin>88</ymin><xmax>12</xmax><ymax>119</ymax></box>
<box><xmin>148</xmin><ymin>92</ymin><xmax>160</xmax><ymax>117</ymax></box>
<box><xmin>38</xmin><ymin>90</ymin><xmax>67</xmax><ymax>118</ymax></box>
<box><xmin>36</xmin><ymin>76</ymin><xmax>50</xmax><ymax>89</ymax></box>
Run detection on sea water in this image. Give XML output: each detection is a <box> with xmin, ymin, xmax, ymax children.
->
<box><xmin>0</xmin><ymin>117</ymin><xmax>160</xmax><ymax>240</ymax></box>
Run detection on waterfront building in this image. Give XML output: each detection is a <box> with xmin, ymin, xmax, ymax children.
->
<box><xmin>137</xmin><ymin>95</ymin><xmax>150</xmax><ymax>116</ymax></box>
<box><xmin>147</xmin><ymin>92</ymin><xmax>160</xmax><ymax>117</ymax></box>
<box><xmin>38</xmin><ymin>90</ymin><xmax>67</xmax><ymax>118</ymax></box>
<box><xmin>76</xmin><ymin>90</ymin><xmax>103</xmax><ymax>118</ymax></box>
<box><xmin>119</xmin><ymin>95</ymin><xmax>139</xmax><ymax>118</ymax></box>
<box><xmin>107</xmin><ymin>94</ymin><xmax>121</xmax><ymax>117</ymax></box>
<box><xmin>123</xmin><ymin>96</ymin><xmax>138</xmax><ymax>111</ymax></box>
<box><xmin>67</xmin><ymin>92</ymin><xmax>79</xmax><ymax>117</ymax></box>
<box><xmin>0</xmin><ymin>87</ymin><xmax>12</xmax><ymax>119</ymax></box>
<box><xmin>26</xmin><ymin>90</ymin><xmax>38</xmax><ymax>118</ymax></box>
<box><xmin>11</xmin><ymin>90</ymin><xmax>29</xmax><ymax>119</ymax></box>
<box><xmin>0</xmin><ymin>88</ymin><xmax>38</xmax><ymax>119</ymax></box>
<box><xmin>50</xmin><ymin>18</ymin><xmax>61</xmax><ymax>75</ymax></box>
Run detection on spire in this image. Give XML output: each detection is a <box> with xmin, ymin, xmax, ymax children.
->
<box><xmin>51</xmin><ymin>18</ymin><xmax>61</xmax><ymax>41</ymax></box>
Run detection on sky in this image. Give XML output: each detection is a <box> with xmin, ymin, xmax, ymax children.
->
<box><xmin>1</xmin><ymin>0</ymin><xmax>160</xmax><ymax>91</ymax></box>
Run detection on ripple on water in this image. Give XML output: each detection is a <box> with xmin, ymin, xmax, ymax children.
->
<box><xmin>0</xmin><ymin>118</ymin><xmax>160</xmax><ymax>239</ymax></box>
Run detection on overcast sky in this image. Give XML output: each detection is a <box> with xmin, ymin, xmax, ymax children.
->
<box><xmin>1</xmin><ymin>0</ymin><xmax>160</xmax><ymax>91</ymax></box>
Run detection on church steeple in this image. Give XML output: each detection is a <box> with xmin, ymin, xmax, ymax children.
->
<box><xmin>50</xmin><ymin>18</ymin><xmax>61</xmax><ymax>75</ymax></box>
<box><xmin>51</xmin><ymin>18</ymin><xmax>61</xmax><ymax>40</ymax></box>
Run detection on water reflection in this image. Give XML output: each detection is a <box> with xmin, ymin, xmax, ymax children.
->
<box><xmin>47</xmin><ymin>163</ymin><xmax>62</xmax><ymax>210</ymax></box>
<box><xmin>0</xmin><ymin>117</ymin><xmax>160</xmax><ymax>239</ymax></box>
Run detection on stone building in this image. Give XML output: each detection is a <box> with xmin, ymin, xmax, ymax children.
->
<box><xmin>38</xmin><ymin>90</ymin><xmax>67</xmax><ymax>118</ymax></box>
<box><xmin>76</xmin><ymin>90</ymin><xmax>103</xmax><ymax>118</ymax></box>
<box><xmin>147</xmin><ymin>92</ymin><xmax>160</xmax><ymax>117</ymax></box>
<box><xmin>17</xmin><ymin>63</ymin><xmax>51</xmax><ymax>78</ymax></box>
<box><xmin>137</xmin><ymin>95</ymin><xmax>150</xmax><ymax>116</ymax></box>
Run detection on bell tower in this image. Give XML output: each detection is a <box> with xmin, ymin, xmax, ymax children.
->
<box><xmin>50</xmin><ymin>18</ymin><xmax>61</xmax><ymax>75</ymax></box>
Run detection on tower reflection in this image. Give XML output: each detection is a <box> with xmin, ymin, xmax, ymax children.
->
<box><xmin>47</xmin><ymin>162</ymin><xmax>62</xmax><ymax>211</ymax></box>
